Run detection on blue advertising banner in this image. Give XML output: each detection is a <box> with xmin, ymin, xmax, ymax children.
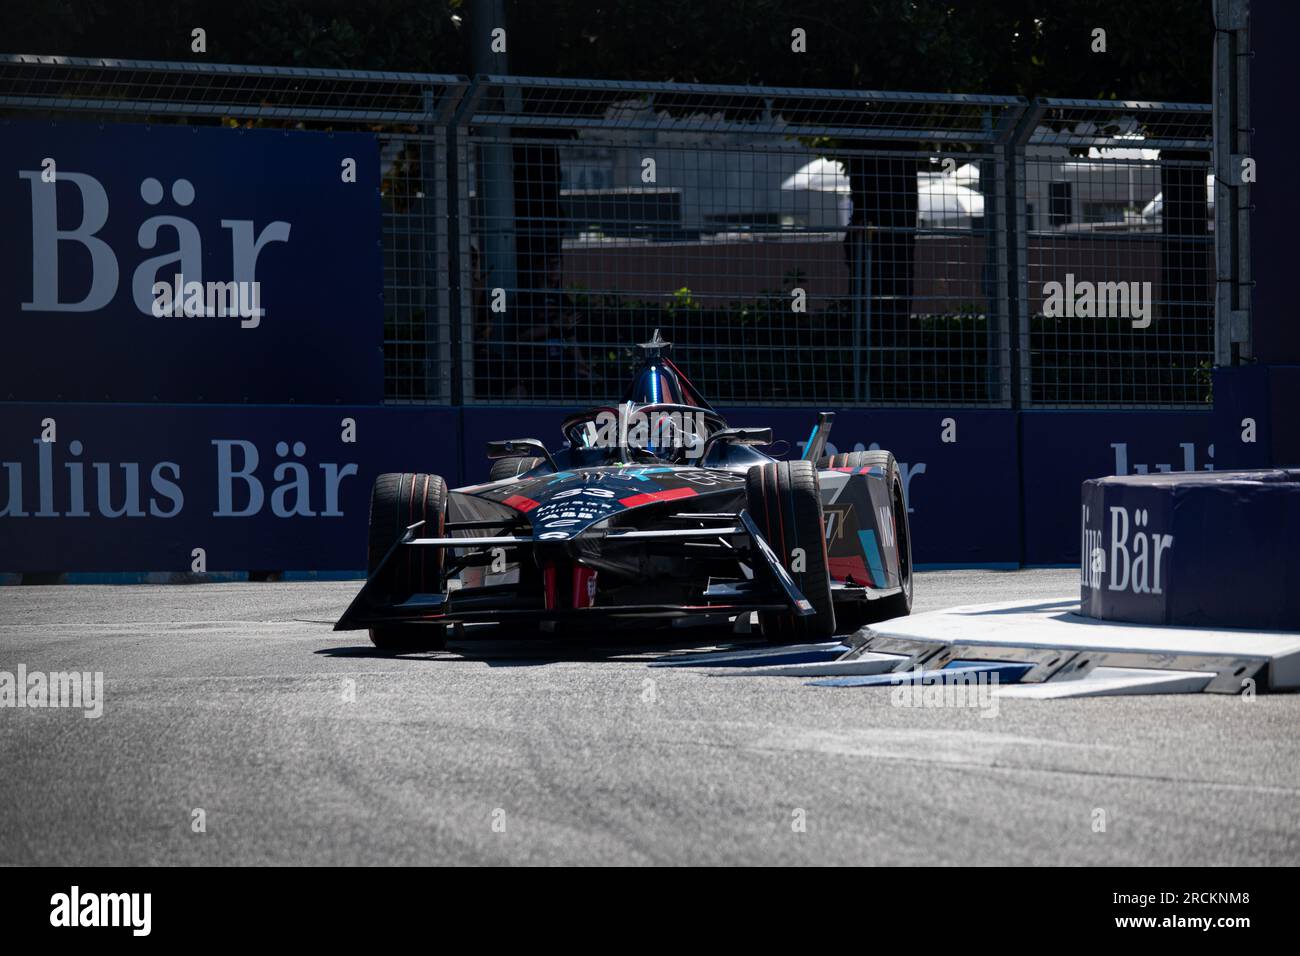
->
<box><xmin>0</xmin><ymin>404</ymin><xmax>459</xmax><ymax>573</ymax></box>
<box><xmin>1020</xmin><ymin>410</ymin><xmax>1216</xmax><ymax>564</ymax></box>
<box><xmin>1212</xmin><ymin>365</ymin><xmax>1300</xmax><ymax>469</ymax></box>
<box><xmin>0</xmin><ymin>121</ymin><xmax>383</xmax><ymax>404</ymax></box>
<box><xmin>0</xmin><ymin>403</ymin><xmax>1222</xmax><ymax>574</ymax></box>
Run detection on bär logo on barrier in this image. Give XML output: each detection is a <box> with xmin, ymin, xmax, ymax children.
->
<box><xmin>1081</xmin><ymin>503</ymin><xmax>1173</xmax><ymax>596</ymax></box>
<box><xmin>1108</xmin><ymin>506</ymin><xmax>1173</xmax><ymax>596</ymax></box>
<box><xmin>17</xmin><ymin>170</ymin><xmax>289</xmax><ymax>328</ymax></box>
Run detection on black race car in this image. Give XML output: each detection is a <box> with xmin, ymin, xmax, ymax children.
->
<box><xmin>336</xmin><ymin>333</ymin><xmax>912</xmax><ymax>650</ymax></box>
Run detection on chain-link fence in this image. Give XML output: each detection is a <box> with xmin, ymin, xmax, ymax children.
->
<box><xmin>455</xmin><ymin>77</ymin><xmax>1023</xmax><ymax>406</ymax></box>
<box><xmin>1</xmin><ymin>56</ymin><xmax>1218</xmax><ymax>408</ymax></box>
<box><xmin>1012</xmin><ymin>98</ymin><xmax>1215</xmax><ymax>407</ymax></box>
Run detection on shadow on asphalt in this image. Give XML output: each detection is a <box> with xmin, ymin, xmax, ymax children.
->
<box><xmin>317</xmin><ymin>624</ymin><xmax>761</xmax><ymax>666</ymax></box>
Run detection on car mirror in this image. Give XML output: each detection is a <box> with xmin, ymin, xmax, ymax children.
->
<box><xmin>701</xmin><ymin>427</ymin><xmax>773</xmax><ymax>459</ymax></box>
<box><xmin>486</xmin><ymin>438</ymin><xmax>549</xmax><ymax>460</ymax></box>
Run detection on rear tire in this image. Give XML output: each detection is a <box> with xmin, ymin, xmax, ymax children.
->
<box><xmin>745</xmin><ymin>460</ymin><xmax>836</xmax><ymax>643</ymax></box>
<box><xmin>489</xmin><ymin>456</ymin><xmax>543</xmax><ymax>481</ymax></box>
<box><xmin>827</xmin><ymin>451</ymin><xmax>914</xmax><ymax>631</ymax></box>
<box><xmin>366</xmin><ymin>472</ymin><xmax>449</xmax><ymax>652</ymax></box>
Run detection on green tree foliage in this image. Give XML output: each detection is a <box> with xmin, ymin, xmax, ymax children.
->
<box><xmin>8</xmin><ymin>0</ymin><xmax>1210</xmax><ymax>100</ymax></box>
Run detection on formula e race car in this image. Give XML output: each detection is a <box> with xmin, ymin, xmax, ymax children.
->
<box><xmin>335</xmin><ymin>332</ymin><xmax>912</xmax><ymax>650</ymax></box>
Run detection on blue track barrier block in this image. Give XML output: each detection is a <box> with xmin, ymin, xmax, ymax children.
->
<box><xmin>1079</xmin><ymin>470</ymin><xmax>1300</xmax><ymax>629</ymax></box>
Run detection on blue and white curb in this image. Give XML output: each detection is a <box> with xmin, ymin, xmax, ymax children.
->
<box><xmin>651</xmin><ymin>641</ymin><xmax>848</xmax><ymax>669</ymax></box>
<box><xmin>650</xmin><ymin>597</ymin><xmax>1300</xmax><ymax>697</ymax></box>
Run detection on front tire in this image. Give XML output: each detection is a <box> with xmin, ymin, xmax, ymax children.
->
<box><xmin>745</xmin><ymin>460</ymin><xmax>836</xmax><ymax>643</ymax></box>
<box><xmin>366</xmin><ymin>472</ymin><xmax>449</xmax><ymax>652</ymax></box>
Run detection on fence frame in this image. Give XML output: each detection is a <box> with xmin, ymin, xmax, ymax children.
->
<box><xmin>1</xmin><ymin>54</ymin><xmax>1221</xmax><ymax>410</ymax></box>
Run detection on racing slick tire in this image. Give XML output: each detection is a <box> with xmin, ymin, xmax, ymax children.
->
<box><xmin>366</xmin><ymin>472</ymin><xmax>449</xmax><ymax>652</ymax></box>
<box><xmin>489</xmin><ymin>456</ymin><xmax>544</xmax><ymax>481</ymax></box>
<box><xmin>745</xmin><ymin>460</ymin><xmax>836</xmax><ymax>643</ymax></box>
<box><xmin>825</xmin><ymin>451</ymin><xmax>914</xmax><ymax>631</ymax></box>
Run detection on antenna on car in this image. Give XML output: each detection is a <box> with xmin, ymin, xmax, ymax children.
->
<box><xmin>637</xmin><ymin>328</ymin><xmax>672</xmax><ymax>357</ymax></box>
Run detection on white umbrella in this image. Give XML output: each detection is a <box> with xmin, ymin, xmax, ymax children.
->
<box><xmin>780</xmin><ymin>157</ymin><xmax>850</xmax><ymax>194</ymax></box>
<box><xmin>918</xmin><ymin>181</ymin><xmax>984</xmax><ymax>224</ymax></box>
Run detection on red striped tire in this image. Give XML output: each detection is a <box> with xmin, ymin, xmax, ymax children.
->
<box><xmin>745</xmin><ymin>460</ymin><xmax>836</xmax><ymax>642</ymax></box>
<box><xmin>366</xmin><ymin>472</ymin><xmax>448</xmax><ymax>652</ymax></box>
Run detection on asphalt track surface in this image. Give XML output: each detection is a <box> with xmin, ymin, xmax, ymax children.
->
<box><xmin>2</xmin><ymin>569</ymin><xmax>1298</xmax><ymax>866</ymax></box>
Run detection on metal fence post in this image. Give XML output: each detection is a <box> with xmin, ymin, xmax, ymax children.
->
<box><xmin>449</xmin><ymin>78</ymin><xmax>485</xmax><ymax>404</ymax></box>
<box><xmin>1005</xmin><ymin>102</ymin><xmax>1042</xmax><ymax>409</ymax></box>
<box><xmin>989</xmin><ymin>101</ymin><xmax>1027</xmax><ymax>406</ymax></box>
<box><xmin>424</xmin><ymin>87</ymin><xmax>449</xmax><ymax>403</ymax></box>
<box><xmin>434</xmin><ymin>79</ymin><xmax>469</xmax><ymax>405</ymax></box>
<box><xmin>1214</xmin><ymin>0</ymin><xmax>1253</xmax><ymax>366</ymax></box>
<box><xmin>851</xmin><ymin>226</ymin><xmax>869</xmax><ymax>403</ymax></box>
